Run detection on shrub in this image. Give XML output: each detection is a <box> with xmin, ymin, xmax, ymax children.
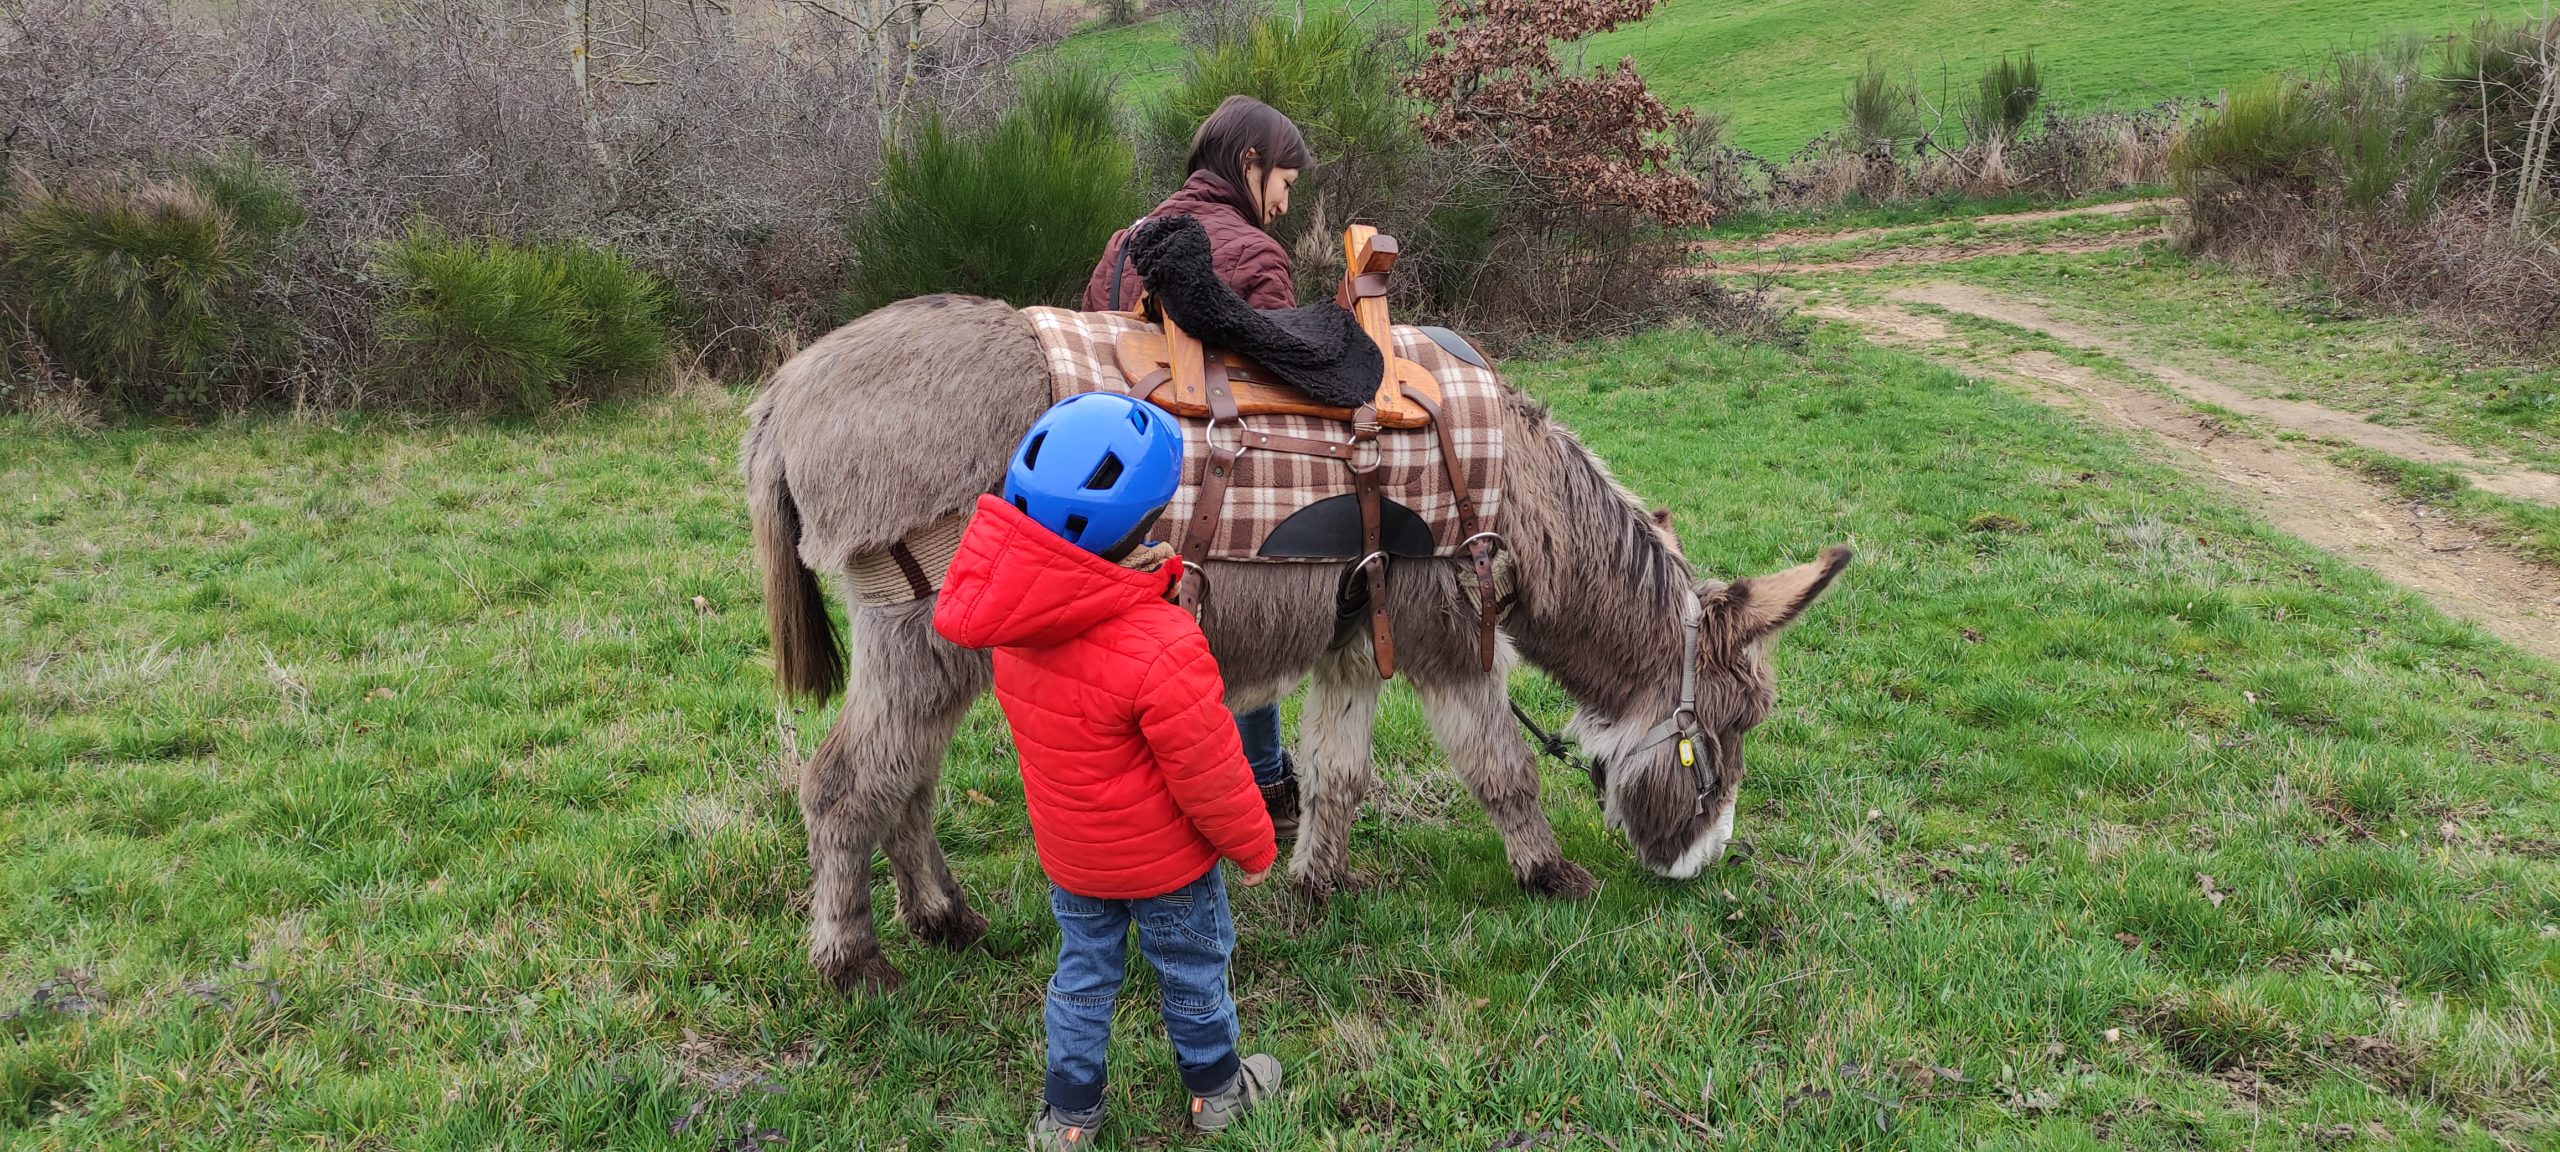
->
<box><xmin>2</xmin><ymin>0</ymin><xmax>1061</xmax><ymax>393</ymax></box>
<box><xmin>844</xmin><ymin>66</ymin><xmax>1147</xmax><ymax>313</ymax></box>
<box><xmin>373</xmin><ymin>229</ymin><xmax>669</xmax><ymax>409</ymax></box>
<box><xmin>1843</xmin><ymin>54</ymin><xmax>1922</xmax><ymax>155</ymax></box>
<box><xmin>0</xmin><ymin>154</ymin><xmax>299</xmax><ymax>412</ymax></box>
<box><xmin>1964</xmin><ymin>51</ymin><xmax>2043</xmax><ymax>147</ymax></box>
<box><xmin>2174</xmin><ymin>79</ymin><xmax>2329</xmax><ymax>196</ymax></box>
<box><xmin>2171</xmin><ymin>14</ymin><xmax>2560</xmax><ymax>347</ymax></box>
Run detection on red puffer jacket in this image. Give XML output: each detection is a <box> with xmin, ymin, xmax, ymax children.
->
<box><xmin>1084</xmin><ymin>170</ymin><xmax>1296</xmax><ymax>312</ymax></box>
<box><xmin>932</xmin><ymin>495</ymin><xmax>1278</xmax><ymax>898</ymax></box>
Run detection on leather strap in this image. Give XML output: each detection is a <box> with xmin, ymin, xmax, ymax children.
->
<box><xmin>1333</xmin><ymin>272</ymin><xmax>1391</xmax><ymax>309</ymax></box>
<box><xmin>1349</xmin><ymin>406</ymin><xmax>1393</xmax><ymax>679</ymax></box>
<box><xmin>1237</xmin><ymin>428</ymin><xmax>1353</xmax><ymax>459</ymax></box>
<box><xmin>1202</xmin><ymin>357</ymin><xmax>1238</xmax><ymax>423</ymax></box>
<box><xmin>1133</xmin><ymin>367</ymin><xmax>1171</xmax><ymax>402</ymax></box>
<box><xmin>1178</xmin><ymin>358</ymin><xmax>1241</xmax><ymax>616</ymax></box>
<box><xmin>1400</xmin><ymin>384</ymin><xmax>1501</xmax><ymax>672</ymax></box>
<box><xmin>1180</xmin><ymin>441</ymin><xmax>1237</xmax><ymax>614</ymax></box>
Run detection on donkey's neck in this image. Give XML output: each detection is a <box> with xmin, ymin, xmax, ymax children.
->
<box><xmin>1501</xmin><ymin>408</ymin><xmax>1688</xmax><ymax>723</ymax></box>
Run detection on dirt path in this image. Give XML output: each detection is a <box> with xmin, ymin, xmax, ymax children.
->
<box><xmin>1808</xmin><ymin>295</ymin><xmax>2560</xmax><ymax>662</ymax></box>
<box><xmin>1710</xmin><ymin>235</ymin><xmax>2153</xmax><ymax>275</ymax></box>
<box><xmin>1698</xmin><ymin>197</ymin><xmax>2176</xmax><ymax>256</ymax></box>
<box><xmin>1889</xmin><ymin>283</ymin><xmax>2560</xmax><ymax>508</ymax></box>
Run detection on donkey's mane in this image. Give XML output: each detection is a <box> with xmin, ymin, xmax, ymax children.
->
<box><xmin>1512</xmin><ymin>393</ymin><xmax>1692</xmax><ymax>615</ymax></box>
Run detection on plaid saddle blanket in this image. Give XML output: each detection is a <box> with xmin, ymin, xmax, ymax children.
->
<box><xmin>1022</xmin><ymin>307</ymin><xmax>1504</xmax><ymax>563</ymax></box>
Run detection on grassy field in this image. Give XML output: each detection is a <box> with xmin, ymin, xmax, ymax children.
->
<box><xmin>1050</xmin><ymin>0</ymin><xmax>2488</xmax><ymax>156</ymax></box>
<box><xmin>8</xmin><ymin>322</ymin><xmax>2560</xmax><ymax>1149</ymax></box>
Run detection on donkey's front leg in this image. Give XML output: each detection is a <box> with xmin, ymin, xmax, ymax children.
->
<box><xmin>1288</xmin><ymin>639</ymin><xmax>1383</xmax><ymax>900</ymax></box>
<box><xmin>802</xmin><ymin>601</ymin><xmax>990</xmax><ymax>994</ymax></box>
<box><xmin>1411</xmin><ymin>659</ymin><xmax>1597</xmax><ymax>899</ymax></box>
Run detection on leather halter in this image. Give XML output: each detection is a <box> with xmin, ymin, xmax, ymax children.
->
<box><xmin>1512</xmin><ymin>584</ymin><xmax>1722</xmax><ymax>818</ymax></box>
<box><xmin>1629</xmin><ymin>587</ymin><xmax>1721</xmax><ymax>816</ymax></box>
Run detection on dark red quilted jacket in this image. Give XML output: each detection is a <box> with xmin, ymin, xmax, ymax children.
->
<box><xmin>932</xmin><ymin>495</ymin><xmax>1278</xmax><ymax>898</ymax></box>
<box><xmin>1084</xmin><ymin>170</ymin><xmax>1296</xmax><ymax>312</ymax></box>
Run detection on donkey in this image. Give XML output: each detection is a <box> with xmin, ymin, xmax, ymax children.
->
<box><xmin>743</xmin><ymin>295</ymin><xmax>1850</xmax><ymax>992</ymax></box>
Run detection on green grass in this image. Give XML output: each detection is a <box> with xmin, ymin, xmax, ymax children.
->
<box><xmin>1051</xmin><ymin>1</ymin><xmax>2488</xmax><ymax>156</ymax></box>
<box><xmin>8</xmin><ymin>328</ymin><xmax>2560</xmax><ymax>1149</ymax></box>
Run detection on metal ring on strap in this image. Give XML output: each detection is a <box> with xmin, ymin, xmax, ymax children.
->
<box><xmin>1201</xmin><ymin>415</ymin><xmax>1252</xmax><ymax>460</ymax></box>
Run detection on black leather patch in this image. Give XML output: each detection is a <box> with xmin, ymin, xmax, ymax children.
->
<box><xmin>1418</xmin><ymin>325</ymin><xmax>1489</xmax><ymax>369</ymax></box>
<box><xmin>1257</xmin><ymin>494</ymin><xmax>1438</xmax><ymax>559</ymax></box>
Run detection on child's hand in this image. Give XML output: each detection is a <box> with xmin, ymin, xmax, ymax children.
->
<box><xmin>1237</xmin><ymin>866</ymin><xmax>1270</xmax><ymax>887</ymax></box>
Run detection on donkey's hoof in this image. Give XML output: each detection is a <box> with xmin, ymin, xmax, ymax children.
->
<box><xmin>909</xmin><ymin>904</ymin><xmax>990</xmax><ymax>951</ymax></box>
<box><xmin>1521</xmin><ymin>859</ymin><xmax>1598</xmax><ymax>900</ymax></box>
<box><xmin>817</xmin><ymin>949</ymin><xmax>907</xmax><ymax>996</ymax></box>
<box><xmin>1288</xmin><ymin>873</ymin><xmax>1339</xmax><ymax>906</ymax></box>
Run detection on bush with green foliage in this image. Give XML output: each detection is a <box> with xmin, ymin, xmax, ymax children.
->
<box><xmin>0</xmin><ymin>150</ymin><xmax>301</xmax><ymax>412</ymax></box>
<box><xmin>1964</xmin><ymin>51</ymin><xmax>2043</xmax><ymax>147</ymax></box>
<box><xmin>844</xmin><ymin>67</ymin><xmax>1147</xmax><ymax>314</ymax></box>
<box><xmin>1843</xmin><ymin>54</ymin><xmax>1922</xmax><ymax>154</ymax></box>
<box><xmin>373</xmin><ymin>229</ymin><xmax>669</xmax><ymax>409</ymax></box>
<box><xmin>2171</xmin><ymin>15</ymin><xmax>2559</xmax><ymax>344</ymax></box>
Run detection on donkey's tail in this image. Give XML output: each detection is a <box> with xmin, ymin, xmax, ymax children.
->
<box><xmin>745</xmin><ymin>406</ymin><xmax>847</xmax><ymax>702</ymax></box>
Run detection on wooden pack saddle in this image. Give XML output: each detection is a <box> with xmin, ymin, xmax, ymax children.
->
<box><xmin>1119</xmin><ymin>225</ymin><xmax>1500</xmax><ymax>680</ymax></box>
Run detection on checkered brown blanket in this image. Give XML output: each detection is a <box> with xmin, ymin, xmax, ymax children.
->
<box><xmin>1022</xmin><ymin>307</ymin><xmax>1504</xmax><ymax>562</ymax></box>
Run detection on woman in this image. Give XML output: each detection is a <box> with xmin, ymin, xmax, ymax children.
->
<box><xmin>1085</xmin><ymin>95</ymin><xmax>1309</xmax><ymax>837</ymax></box>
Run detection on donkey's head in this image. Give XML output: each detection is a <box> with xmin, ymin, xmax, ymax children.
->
<box><xmin>1576</xmin><ymin>521</ymin><xmax>1852</xmax><ymax>879</ymax></box>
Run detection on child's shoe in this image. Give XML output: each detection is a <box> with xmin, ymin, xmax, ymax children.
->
<box><xmin>1188</xmin><ymin>1053</ymin><xmax>1282</xmax><ymax>1132</ymax></box>
<box><xmin>1028</xmin><ymin>1103</ymin><xmax>1103</xmax><ymax>1149</ymax></box>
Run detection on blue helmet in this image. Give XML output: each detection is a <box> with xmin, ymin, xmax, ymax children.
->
<box><xmin>1003</xmin><ymin>392</ymin><xmax>1186</xmax><ymax>555</ymax></box>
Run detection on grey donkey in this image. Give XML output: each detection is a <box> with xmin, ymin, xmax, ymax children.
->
<box><xmin>742</xmin><ymin>295</ymin><xmax>1851</xmax><ymax>992</ymax></box>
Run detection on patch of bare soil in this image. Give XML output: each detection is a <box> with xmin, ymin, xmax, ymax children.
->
<box><xmin>1711</xmin><ymin>235</ymin><xmax>2152</xmax><ymax>274</ymax></box>
<box><xmin>1889</xmin><ymin>283</ymin><xmax>2560</xmax><ymax>508</ymax></box>
<box><xmin>1696</xmin><ymin>197</ymin><xmax>2176</xmax><ymax>257</ymax></box>
<box><xmin>1808</xmin><ymin>296</ymin><xmax>2560</xmax><ymax>663</ymax></box>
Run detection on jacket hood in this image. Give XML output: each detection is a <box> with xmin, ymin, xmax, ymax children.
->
<box><xmin>934</xmin><ymin>495</ymin><xmax>1183</xmax><ymax>650</ymax></box>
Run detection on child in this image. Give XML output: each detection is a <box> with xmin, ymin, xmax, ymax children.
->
<box><xmin>933</xmin><ymin>391</ymin><xmax>1284</xmax><ymax>1148</ymax></box>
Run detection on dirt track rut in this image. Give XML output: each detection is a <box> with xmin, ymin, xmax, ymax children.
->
<box><xmin>1807</xmin><ymin>291</ymin><xmax>2560</xmax><ymax>662</ymax></box>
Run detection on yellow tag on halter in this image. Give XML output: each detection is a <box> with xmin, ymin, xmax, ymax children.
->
<box><xmin>1678</xmin><ymin>738</ymin><xmax>1697</xmax><ymax>768</ymax></box>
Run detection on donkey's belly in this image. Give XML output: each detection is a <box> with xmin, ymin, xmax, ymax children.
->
<box><xmin>1196</xmin><ymin>561</ymin><xmax>1345</xmax><ymax>708</ymax></box>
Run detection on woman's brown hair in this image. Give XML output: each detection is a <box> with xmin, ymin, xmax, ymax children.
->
<box><xmin>1185</xmin><ymin>95</ymin><xmax>1309</xmax><ymax>230</ymax></box>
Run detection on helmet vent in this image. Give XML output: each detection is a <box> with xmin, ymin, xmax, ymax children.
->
<box><xmin>1021</xmin><ymin>432</ymin><xmax>1045</xmax><ymax>470</ymax></box>
<box><xmin>1063</xmin><ymin>513</ymin><xmax>1089</xmax><ymax>540</ymax></box>
<box><xmin>1083</xmin><ymin>453</ymin><xmax>1124</xmax><ymax>492</ymax></box>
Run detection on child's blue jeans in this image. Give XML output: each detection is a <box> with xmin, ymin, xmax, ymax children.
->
<box><xmin>1043</xmin><ymin>865</ymin><xmax>1240</xmax><ymax>1114</ymax></box>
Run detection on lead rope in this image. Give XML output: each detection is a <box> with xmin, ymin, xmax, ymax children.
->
<box><xmin>1509</xmin><ymin>695</ymin><xmax>1602</xmax><ymax>798</ymax></box>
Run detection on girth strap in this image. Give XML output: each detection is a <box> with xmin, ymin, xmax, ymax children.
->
<box><xmin>1398</xmin><ymin>384</ymin><xmax>1501</xmax><ymax>673</ymax></box>
<box><xmin>1348</xmin><ymin>403</ymin><xmax>1392</xmax><ymax>679</ymax></box>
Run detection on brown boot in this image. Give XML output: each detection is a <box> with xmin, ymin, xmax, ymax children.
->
<box><xmin>1259</xmin><ymin>755</ymin><xmax>1300</xmax><ymax>838</ymax></box>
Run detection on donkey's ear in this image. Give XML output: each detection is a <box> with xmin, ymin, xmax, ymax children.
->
<box><xmin>1651</xmin><ymin>506</ymin><xmax>1680</xmax><ymax>548</ymax></box>
<box><xmin>1714</xmin><ymin>544</ymin><xmax>1852</xmax><ymax>639</ymax></box>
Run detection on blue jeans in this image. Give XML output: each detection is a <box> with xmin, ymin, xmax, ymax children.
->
<box><xmin>1044</xmin><ymin>866</ymin><xmax>1240</xmax><ymax>1113</ymax></box>
<box><xmin>1235</xmin><ymin>705</ymin><xmax>1288</xmax><ymax>788</ymax></box>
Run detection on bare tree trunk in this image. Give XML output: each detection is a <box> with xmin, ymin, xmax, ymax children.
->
<box><xmin>2516</xmin><ymin>21</ymin><xmax>2559</xmax><ymax>231</ymax></box>
<box><xmin>566</xmin><ymin>0</ymin><xmax>620</xmax><ymax>198</ymax></box>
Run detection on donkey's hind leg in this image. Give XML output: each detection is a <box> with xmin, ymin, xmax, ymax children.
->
<box><xmin>1409</xmin><ymin>653</ymin><xmax>1596</xmax><ymax>900</ymax></box>
<box><xmin>1289</xmin><ymin>638</ymin><xmax>1384</xmax><ymax>900</ymax></box>
<box><xmin>802</xmin><ymin>599</ymin><xmax>990</xmax><ymax>994</ymax></box>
